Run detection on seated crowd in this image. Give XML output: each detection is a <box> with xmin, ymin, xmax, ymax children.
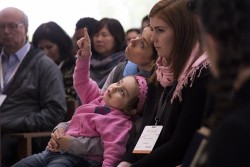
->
<box><xmin>1</xmin><ymin>0</ymin><xmax>250</xmax><ymax>166</ymax></box>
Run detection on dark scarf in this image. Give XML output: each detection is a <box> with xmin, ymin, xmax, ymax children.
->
<box><xmin>90</xmin><ymin>51</ymin><xmax>126</xmax><ymax>88</ymax></box>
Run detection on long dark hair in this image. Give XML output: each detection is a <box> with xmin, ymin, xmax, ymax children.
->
<box><xmin>200</xmin><ymin>0</ymin><xmax>250</xmax><ymax>128</ymax></box>
<box><xmin>32</xmin><ymin>21</ymin><xmax>74</xmax><ymax>63</ymax></box>
<box><xmin>93</xmin><ymin>18</ymin><xmax>125</xmax><ymax>53</ymax></box>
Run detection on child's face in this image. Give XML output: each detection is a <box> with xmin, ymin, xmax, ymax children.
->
<box><xmin>103</xmin><ymin>76</ymin><xmax>139</xmax><ymax>111</ymax></box>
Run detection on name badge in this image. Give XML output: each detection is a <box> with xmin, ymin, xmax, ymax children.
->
<box><xmin>133</xmin><ymin>125</ymin><xmax>163</xmax><ymax>154</ymax></box>
<box><xmin>0</xmin><ymin>94</ymin><xmax>7</xmax><ymax>107</ymax></box>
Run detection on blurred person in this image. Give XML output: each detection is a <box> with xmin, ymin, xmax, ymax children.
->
<box><xmin>140</xmin><ymin>15</ymin><xmax>149</xmax><ymax>32</ymax></box>
<box><xmin>117</xmin><ymin>0</ymin><xmax>211</xmax><ymax>166</ymax></box>
<box><xmin>102</xmin><ymin>26</ymin><xmax>157</xmax><ymax>91</ymax></box>
<box><xmin>182</xmin><ymin>0</ymin><xmax>250</xmax><ymax>166</ymax></box>
<box><xmin>91</xmin><ymin>17</ymin><xmax>126</xmax><ymax>88</ymax></box>
<box><xmin>12</xmin><ymin>28</ymin><xmax>149</xmax><ymax>167</ymax></box>
<box><xmin>32</xmin><ymin>21</ymin><xmax>77</xmax><ymax>101</ymax></box>
<box><xmin>0</xmin><ymin>7</ymin><xmax>66</xmax><ymax>167</ymax></box>
<box><xmin>125</xmin><ymin>28</ymin><xmax>140</xmax><ymax>46</ymax></box>
<box><xmin>72</xmin><ymin>17</ymin><xmax>98</xmax><ymax>55</ymax></box>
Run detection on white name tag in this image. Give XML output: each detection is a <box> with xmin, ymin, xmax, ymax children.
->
<box><xmin>0</xmin><ymin>94</ymin><xmax>7</xmax><ymax>107</ymax></box>
<box><xmin>133</xmin><ymin>125</ymin><xmax>163</xmax><ymax>154</ymax></box>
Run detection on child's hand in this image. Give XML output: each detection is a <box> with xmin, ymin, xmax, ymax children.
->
<box><xmin>57</xmin><ymin>135</ymin><xmax>74</xmax><ymax>151</ymax></box>
<box><xmin>77</xmin><ymin>28</ymin><xmax>91</xmax><ymax>58</ymax></box>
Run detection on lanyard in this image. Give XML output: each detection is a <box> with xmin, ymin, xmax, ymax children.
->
<box><xmin>155</xmin><ymin>83</ymin><xmax>177</xmax><ymax>125</ymax></box>
<box><xmin>0</xmin><ymin>55</ymin><xmax>5</xmax><ymax>92</ymax></box>
<box><xmin>58</xmin><ymin>60</ymin><xmax>65</xmax><ymax>69</ymax></box>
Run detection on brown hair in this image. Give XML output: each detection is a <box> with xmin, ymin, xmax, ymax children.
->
<box><xmin>123</xmin><ymin>76</ymin><xmax>145</xmax><ymax>116</ymax></box>
<box><xmin>149</xmin><ymin>0</ymin><xmax>203</xmax><ymax>80</ymax></box>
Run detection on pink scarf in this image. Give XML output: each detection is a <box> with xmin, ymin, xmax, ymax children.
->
<box><xmin>156</xmin><ymin>43</ymin><xmax>210</xmax><ymax>102</ymax></box>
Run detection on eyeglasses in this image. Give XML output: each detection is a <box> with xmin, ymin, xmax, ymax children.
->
<box><xmin>0</xmin><ymin>23</ymin><xmax>24</xmax><ymax>31</ymax></box>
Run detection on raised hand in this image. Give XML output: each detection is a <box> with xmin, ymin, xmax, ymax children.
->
<box><xmin>77</xmin><ymin>28</ymin><xmax>92</xmax><ymax>58</ymax></box>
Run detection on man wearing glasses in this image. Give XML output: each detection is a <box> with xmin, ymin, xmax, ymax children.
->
<box><xmin>0</xmin><ymin>7</ymin><xmax>67</xmax><ymax>167</ymax></box>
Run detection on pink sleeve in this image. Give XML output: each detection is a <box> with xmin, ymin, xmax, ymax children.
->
<box><xmin>73</xmin><ymin>56</ymin><xmax>101</xmax><ymax>104</ymax></box>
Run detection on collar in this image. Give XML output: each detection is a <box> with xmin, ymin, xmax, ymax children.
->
<box><xmin>0</xmin><ymin>42</ymin><xmax>30</xmax><ymax>61</ymax></box>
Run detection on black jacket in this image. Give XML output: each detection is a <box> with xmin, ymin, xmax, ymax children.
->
<box><xmin>122</xmin><ymin>66</ymin><xmax>211</xmax><ymax>167</ymax></box>
<box><xmin>205</xmin><ymin>78</ymin><xmax>250</xmax><ymax>167</ymax></box>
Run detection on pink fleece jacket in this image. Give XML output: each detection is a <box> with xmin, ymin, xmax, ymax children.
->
<box><xmin>65</xmin><ymin>56</ymin><xmax>133</xmax><ymax>167</ymax></box>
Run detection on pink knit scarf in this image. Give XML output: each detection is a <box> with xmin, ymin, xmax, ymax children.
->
<box><xmin>156</xmin><ymin>43</ymin><xmax>209</xmax><ymax>102</ymax></box>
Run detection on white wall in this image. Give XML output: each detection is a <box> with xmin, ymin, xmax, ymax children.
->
<box><xmin>0</xmin><ymin>0</ymin><xmax>158</xmax><ymax>40</ymax></box>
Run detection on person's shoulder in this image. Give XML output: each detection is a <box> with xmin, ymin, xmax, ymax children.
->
<box><xmin>29</xmin><ymin>47</ymin><xmax>59</xmax><ymax>69</ymax></box>
<box><xmin>116</xmin><ymin>61</ymin><xmax>127</xmax><ymax>72</ymax></box>
<box><xmin>112</xmin><ymin>61</ymin><xmax>128</xmax><ymax>83</ymax></box>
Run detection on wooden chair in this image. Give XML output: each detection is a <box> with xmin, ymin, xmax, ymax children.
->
<box><xmin>7</xmin><ymin>99</ymin><xmax>78</xmax><ymax>160</ymax></box>
<box><xmin>9</xmin><ymin>131</ymin><xmax>51</xmax><ymax>160</ymax></box>
<box><xmin>0</xmin><ymin>126</ymin><xmax>1</xmax><ymax>165</ymax></box>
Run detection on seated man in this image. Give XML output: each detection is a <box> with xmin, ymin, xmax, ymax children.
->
<box><xmin>0</xmin><ymin>7</ymin><xmax>67</xmax><ymax>167</ymax></box>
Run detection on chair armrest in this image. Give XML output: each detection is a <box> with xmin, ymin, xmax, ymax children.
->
<box><xmin>9</xmin><ymin>132</ymin><xmax>51</xmax><ymax>159</ymax></box>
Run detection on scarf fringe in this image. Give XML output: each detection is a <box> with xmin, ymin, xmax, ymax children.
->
<box><xmin>171</xmin><ymin>60</ymin><xmax>210</xmax><ymax>103</ymax></box>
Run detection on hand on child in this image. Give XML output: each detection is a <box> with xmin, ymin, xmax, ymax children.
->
<box><xmin>53</xmin><ymin>127</ymin><xmax>65</xmax><ymax>139</ymax></box>
<box><xmin>77</xmin><ymin>28</ymin><xmax>91</xmax><ymax>58</ymax></box>
<box><xmin>57</xmin><ymin>135</ymin><xmax>74</xmax><ymax>151</ymax></box>
<box><xmin>47</xmin><ymin>128</ymin><xmax>65</xmax><ymax>152</ymax></box>
<box><xmin>47</xmin><ymin>133</ymin><xmax>60</xmax><ymax>152</ymax></box>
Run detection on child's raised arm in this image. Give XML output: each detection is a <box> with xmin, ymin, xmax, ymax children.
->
<box><xmin>76</xmin><ymin>28</ymin><xmax>91</xmax><ymax>58</ymax></box>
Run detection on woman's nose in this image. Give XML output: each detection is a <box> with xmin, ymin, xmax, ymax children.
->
<box><xmin>129</xmin><ymin>38</ymin><xmax>137</xmax><ymax>46</ymax></box>
<box><xmin>151</xmin><ymin>32</ymin><xmax>157</xmax><ymax>42</ymax></box>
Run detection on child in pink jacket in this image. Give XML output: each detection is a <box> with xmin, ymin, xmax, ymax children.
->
<box><xmin>12</xmin><ymin>28</ymin><xmax>148</xmax><ymax>167</ymax></box>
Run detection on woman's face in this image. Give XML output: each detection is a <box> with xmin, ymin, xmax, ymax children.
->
<box><xmin>150</xmin><ymin>16</ymin><xmax>174</xmax><ymax>60</ymax></box>
<box><xmin>103</xmin><ymin>76</ymin><xmax>138</xmax><ymax>113</ymax></box>
<box><xmin>125</xmin><ymin>27</ymin><xmax>154</xmax><ymax>66</ymax></box>
<box><xmin>93</xmin><ymin>26</ymin><xmax>115</xmax><ymax>57</ymax></box>
<box><xmin>38</xmin><ymin>39</ymin><xmax>60</xmax><ymax>63</ymax></box>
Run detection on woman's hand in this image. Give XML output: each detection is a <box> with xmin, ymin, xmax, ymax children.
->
<box><xmin>57</xmin><ymin>135</ymin><xmax>74</xmax><ymax>151</ymax></box>
<box><xmin>53</xmin><ymin>127</ymin><xmax>65</xmax><ymax>139</ymax></box>
<box><xmin>77</xmin><ymin>28</ymin><xmax>92</xmax><ymax>58</ymax></box>
<box><xmin>47</xmin><ymin>128</ymin><xmax>65</xmax><ymax>152</ymax></box>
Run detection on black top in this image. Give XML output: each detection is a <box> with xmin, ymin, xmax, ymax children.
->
<box><xmin>122</xmin><ymin>66</ymin><xmax>211</xmax><ymax>167</ymax></box>
<box><xmin>205</xmin><ymin>78</ymin><xmax>250</xmax><ymax>167</ymax></box>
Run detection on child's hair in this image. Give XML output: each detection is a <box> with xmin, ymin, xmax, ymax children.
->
<box><xmin>124</xmin><ymin>75</ymin><xmax>148</xmax><ymax>114</ymax></box>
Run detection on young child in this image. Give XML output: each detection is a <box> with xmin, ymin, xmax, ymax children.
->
<box><xmin>11</xmin><ymin>28</ymin><xmax>148</xmax><ymax>167</ymax></box>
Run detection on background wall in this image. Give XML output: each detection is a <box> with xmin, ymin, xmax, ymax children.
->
<box><xmin>0</xmin><ymin>0</ymin><xmax>158</xmax><ymax>40</ymax></box>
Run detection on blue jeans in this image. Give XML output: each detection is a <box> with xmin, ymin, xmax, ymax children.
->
<box><xmin>11</xmin><ymin>149</ymin><xmax>102</xmax><ymax>167</ymax></box>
